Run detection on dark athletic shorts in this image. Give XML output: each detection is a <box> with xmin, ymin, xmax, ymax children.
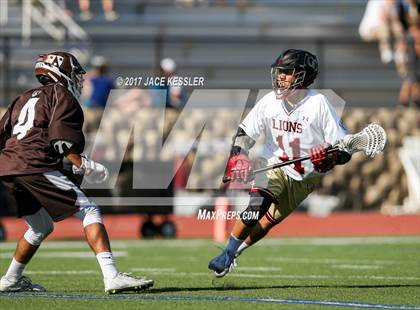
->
<box><xmin>0</xmin><ymin>170</ymin><xmax>89</xmax><ymax>222</ymax></box>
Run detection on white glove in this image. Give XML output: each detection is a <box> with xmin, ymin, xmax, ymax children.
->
<box><xmin>72</xmin><ymin>155</ymin><xmax>109</xmax><ymax>184</ymax></box>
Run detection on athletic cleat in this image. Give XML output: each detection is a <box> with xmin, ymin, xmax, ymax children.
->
<box><xmin>208</xmin><ymin>249</ymin><xmax>237</xmax><ymax>278</ymax></box>
<box><xmin>104</xmin><ymin>272</ymin><xmax>154</xmax><ymax>294</ymax></box>
<box><xmin>0</xmin><ymin>275</ymin><xmax>47</xmax><ymax>292</ymax></box>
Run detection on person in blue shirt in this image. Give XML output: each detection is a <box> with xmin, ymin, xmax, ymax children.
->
<box><xmin>150</xmin><ymin>58</ymin><xmax>187</xmax><ymax>110</ymax></box>
<box><xmin>84</xmin><ymin>56</ymin><xmax>114</xmax><ymax>108</ymax></box>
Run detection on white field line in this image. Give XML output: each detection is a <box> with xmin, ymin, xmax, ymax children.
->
<box><xmin>258</xmin><ymin>236</ymin><xmax>420</xmax><ymax>246</ymax></box>
<box><xmin>25</xmin><ymin>270</ymin><xmax>98</xmax><ymax>275</ymax></box>
<box><xmin>191</xmin><ymin>272</ymin><xmax>420</xmax><ymax>281</ymax></box>
<box><xmin>0</xmin><ymin>249</ymin><xmax>410</xmax><ymax>267</ymax></box>
<box><xmin>25</xmin><ymin>268</ymin><xmax>174</xmax><ymax>275</ymax></box>
<box><xmin>0</xmin><ymin>248</ymin><xmax>414</xmax><ymax>268</ymax></box>
<box><xmin>0</xmin><ymin>248</ymin><xmax>415</xmax><ymax>266</ymax></box>
<box><xmin>237</xmin><ymin>267</ymin><xmax>283</xmax><ymax>272</ymax></box>
<box><xmin>18</xmin><ymin>269</ymin><xmax>420</xmax><ymax>281</ymax></box>
<box><xmin>332</xmin><ymin>265</ymin><xmax>383</xmax><ymax>270</ymax></box>
<box><xmin>265</xmin><ymin>257</ymin><xmax>417</xmax><ymax>265</ymax></box>
<box><xmin>0</xmin><ymin>251</ymin><xmax>127</xmax><ymax>259</ymax></box>
<box><xmin>118</xmin><ymin>236</ymin><xmax>420</xmax><ymax>247</ymax></box>
<box><xmin>0</xmin><ymin>241</ymin><xmax>110</xmax><ymax>250</ymax></box>
<box><xmin>130</xmin><ymin>267</ymin><xmax>177</xmax><ymax>273</ymax></box>
<box><xmin>0</xmin><ymin>236</ymin><xmax>418</xmax><ymax>250</ymax></box>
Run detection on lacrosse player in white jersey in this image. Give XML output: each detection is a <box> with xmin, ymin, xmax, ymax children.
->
<box><xmin>208</xmin><ymin>49</ymin><xmax>352</xmax><ymax>277</ymax></box>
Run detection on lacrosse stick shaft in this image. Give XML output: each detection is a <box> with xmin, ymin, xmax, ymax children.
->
<box><xmin>222</xmin><ymin>146</ymin><xmax>340</xmax><ymax>183</ymax></box>
<box><xmin>253</xmin><ymin>146</ymin><xmax>340</xmax><ymax>174</ymax></box>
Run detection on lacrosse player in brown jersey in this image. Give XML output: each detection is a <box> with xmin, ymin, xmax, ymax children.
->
<box><xmin>0</xmin><ymin>51</ymin><xmax>153</xmax><ymax>294</ymax></box>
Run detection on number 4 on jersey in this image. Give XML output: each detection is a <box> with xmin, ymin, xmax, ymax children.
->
<box><xmin>12</xmin><ymin>98</ymin><xmax>39</xmax><ymax>140</ymax></box>
<box><xmin>276</xmin><ymin>135</ymin><xmax>304</xmax><ymax>174</ymax></box>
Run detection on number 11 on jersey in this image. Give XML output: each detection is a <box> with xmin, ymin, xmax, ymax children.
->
<box><xmin>276</xmin><ymin>135</ymin><xmax>304</xmax><ymax>174</ymax></box>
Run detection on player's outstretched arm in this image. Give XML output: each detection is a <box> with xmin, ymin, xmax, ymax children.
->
<box><xmin>65</xmin><ymin>151</ymin><xmax>83</xmax><ymax>169</ymax></box>
<box><xmin>66</xmin><ymin>151</ymin><xmax>109</xmax><ymax>184</ymax></box>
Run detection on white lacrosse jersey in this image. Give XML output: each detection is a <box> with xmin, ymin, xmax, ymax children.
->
<box><xmin>240</xmin><ymin>90</ymin><xmax>348</xmax><ymax>181</ymax></box>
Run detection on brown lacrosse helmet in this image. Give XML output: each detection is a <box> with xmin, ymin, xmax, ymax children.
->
<box><xmin>34</xmin><ymin>51</ymin><xmax>86</xmax><ymax>100</ymax></box>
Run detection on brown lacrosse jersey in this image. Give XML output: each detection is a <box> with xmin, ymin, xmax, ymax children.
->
<box><xmin>0</xmin><ymin>83</ymin><xmax>85</xmax><ymax>176</ymax></box>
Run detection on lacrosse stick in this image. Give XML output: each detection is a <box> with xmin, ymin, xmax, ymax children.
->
<box><xmin>222</xmin><ymin>123</ymin><xmax>387</xmax><ymax>182</ymax></box>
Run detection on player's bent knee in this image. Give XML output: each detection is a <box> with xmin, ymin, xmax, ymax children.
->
<box><xmin>74</xmin><ymin>204</ymin><xmax>103</xmax><ymax>227</ymax></box>
<box><xmin>241</xmin><ymin>188</ymin><xmax>276</xmax><ymax>227</ymax></box>
<box><xmin>23</xmin><ymin>223</ymin><xmax>54</xmax><ymax>246</ymax></box>
<box><xmin>22</xmin><ymin>208</ymin><xmax>54</xmax><ymax>246</ymax></box>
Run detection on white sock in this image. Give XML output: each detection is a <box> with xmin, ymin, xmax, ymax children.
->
<box><xmin>5</xmin><ymin>258</ymin><xmax>26</xmax><ymax>281</ymax></box>
<box><xmin>96</xmin><ymin>252</ymin><xmax>118</xmax><ymax>279</ymax></box>
<box><xmin>236</xmin><ymin>242</ymin><xmax>250</xmax><ymax>257</ymax></box>
<box><xmin>226</xmin><ymin>234</ymin><xmax>243</xmax><ymax>253</ymax></box>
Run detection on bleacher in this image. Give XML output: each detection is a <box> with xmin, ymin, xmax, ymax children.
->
<box><xmin>0</xmin><ymin>0</ymin><xmax>400</xmax><ymax>107</ymax></box>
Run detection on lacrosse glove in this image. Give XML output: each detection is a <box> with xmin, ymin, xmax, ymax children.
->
<box><xmin>72</xmin><ymin>155</ymin><xmax>109</xmax><ymax>184</ymax></box>
<box><xmin>309</xmin><ymin>143</ymin><xmax>338</xmax><ymax>173</ymax></box>
<box><xmin>225</xmin><ymin>153</ymin><xmax>254</xmax><ymax>183</ymax></box>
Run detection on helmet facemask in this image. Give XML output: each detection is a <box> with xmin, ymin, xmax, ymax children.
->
<box><xmin>67</xmin><ymin>56</ymin><xmax>85</xmax><ymax>100</ymax></box>
<box><xmin>271</xmin><ymin>67</ymin><xmax>306</xmax><ymax>99</ymax></box>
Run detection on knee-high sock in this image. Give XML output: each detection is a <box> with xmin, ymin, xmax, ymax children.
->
<box><xmin>4</xmin><ymin>258</ymin><xmax>26</xmax><ymax>281</ymax></box>
<box><xmin>96</xmin><ymin>252</ymin><xmax>118</xmax><ymax>279</ymax></box>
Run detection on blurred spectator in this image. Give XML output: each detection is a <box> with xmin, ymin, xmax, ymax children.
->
<box><xmin>213</xmin><ymin>0</ymin><xmax>249</xmax><ymax>7</ymax></box>
<box><xmin>359</xmin><ymin>0</ymin><xmax>402</xmax><ymax>64</ymax></box>
<box><xmin>82</xmin><ymin>56</ymin><xmax>114</xmax><ymax>108</ymax></box>
<box><xmin>397</xmin><ymin>0</ymin><xmax>420</xmax><ymax>107</ymax></box>
<box><xmin>78</xmin><ymin>0</ymin><xmax>119</xmax><ymax>21</ymax></box>
<box><xmin>175</xmin><ymin>0</ymin><xmax>208</xmax><ymax>7</ymax></box>
<box><xmin>151</xmin><ymin>58</ymin><xmax>187</xmax><ymax>110</ymax></box>
<box><xmin>360</xmin><ymin>0</ymin><xmax>420</xmax><ymax>107</ymax></box>
<box><xmin>113</xmin><ymin>89</ymin><xmax>152</xmax><ymax>115</ymax></box>
<box><xmin>175</xmin><ymin>0</ymin><xmax>250</xmax><ymax>7</ymax></box>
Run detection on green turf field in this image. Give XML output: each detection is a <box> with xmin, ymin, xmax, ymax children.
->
<box><xmin>0</xmin><ymin>236</ymin><xmax>419</xmax><ymax>310</ymax></box>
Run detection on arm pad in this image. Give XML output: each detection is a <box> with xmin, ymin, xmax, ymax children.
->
<box><xmin>230</xmin><ymin>127</ymin><xmax>255</xmax><ymax>156</ymax></box>
<box><xmin>52</xmin><ymin>140</ymin><xmax>74</xmax><ymax>155</ymax></box>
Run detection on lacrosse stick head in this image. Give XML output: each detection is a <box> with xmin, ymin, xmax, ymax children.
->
<box><xmin>339</xmin><ymin>124</ymin><xmax>387</xmax><ymax>157</ymax></box>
